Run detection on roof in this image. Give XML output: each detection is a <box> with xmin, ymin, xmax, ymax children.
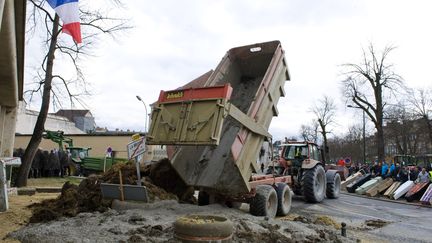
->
<box><xmin>54</xmin><ymin>110</ymin><xmax>93</xmax><ymax>121</ymax></box>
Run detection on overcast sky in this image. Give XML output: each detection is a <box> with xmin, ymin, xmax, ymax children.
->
<box><xmin>24</xmin><ymin>0</ymin><xmax>431</xmax><ymax>141</ymax></box>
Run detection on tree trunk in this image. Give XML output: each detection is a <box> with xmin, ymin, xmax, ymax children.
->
<box><xmin>15</xmin><ymin>15</ymin><xmax>59</xmax><ymax>187</ymax></box>
<box><xmin>374</xmin><ymin>83</ymin><xmax>385</xmax><ymax>163</ymax></box>
<box><xmin>376</xmin><ymin>123</ymin><xmax>385</xmax><ymax>163</ymax></box>
<box><xmin>322</xmin><ymin>132</ymin><xmax>329</xmax><ymax>162</ymax></box>
<box><xmin>318</xmin><ymin>121</ymin><xmax>330</xmax><ymax>163</ymax></box>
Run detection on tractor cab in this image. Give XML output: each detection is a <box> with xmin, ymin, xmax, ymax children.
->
<box><xmin>280</xmin><ymin>142</ymin><xmax>323</xmax><ymax>169</ymax></box>
<box><xmin>67</xmin><ymin>147</ymin><xmax>91</xmax><ymax>163</ymax></box>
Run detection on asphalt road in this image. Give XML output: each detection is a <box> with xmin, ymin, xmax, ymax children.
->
<box><xmin>291</xmin><ymin>193</ymin><xmax>432</xmax><ymax>243</ymax></box>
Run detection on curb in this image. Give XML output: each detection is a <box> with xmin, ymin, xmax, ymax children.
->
<box><xmin>16</xmin><ymin>187</ymin><xmax>62</xmax><ymax>195</ymax></box>
<box><xmin>341</xmin><ymin>191</ymin><xmax>431</xmax><ymax>208</ymax></box>
<box><xmin>17</xmin><ymin>188</ymin><xmax>36</xmax><ymax>196</ymax></box>
<box><xmin>35</xmin><ymin>187</ymin><xmax>62</xmax><ymax>193</ymax></box>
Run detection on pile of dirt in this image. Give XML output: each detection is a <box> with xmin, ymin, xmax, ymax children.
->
<box><xmin>100</xmin><ymin>162</ymin><xmax>138</xmax><ymax>184</ymax></box>
<box><xmin>148</xmin><ymin>158</ymin><xmax>195</xmax><ymax>203</ymax></box>
<box><xmin>100</xmin><ymin>160</ymin><xmax>194</xmax><ymax>202</ymax></box>
<box><xmin>314</xmin><ymin>215</ymin><xmax>342</xmax><ymax>229</ymax></box>
<box><xmin>29</xmin><ymin>160</ymin><xmax>195</xmax><ymax>223</ymax></box>
<box><xmin>233</xmin><ymin>219</ymin><xmax>344</xmax><ymax>243</ymax></box>
<box><xmin>29</xmin><ymin>175</ymin><xmax>110</xmax><ymax>223</ymax></box>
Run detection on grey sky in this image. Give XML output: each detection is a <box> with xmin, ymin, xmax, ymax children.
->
<box><xmin>24</xmin><ymin>0</ymin><xmax>431</xmax><ymax>140</ymax></box>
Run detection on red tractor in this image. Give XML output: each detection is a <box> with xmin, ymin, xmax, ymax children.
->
<box><xmin>267</xmin><ymin>141</ymin><xmax>341</xmax><ymax>203</ymax></box>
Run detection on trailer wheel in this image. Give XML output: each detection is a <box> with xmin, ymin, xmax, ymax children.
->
<box><xmin>302</xmin><ymin>165</ymin><xmax>326</xmax><ymax>203</ymax></box>
<box><xmin>275</xmin><ymin>183</ymin><xmax>292</xmax><ymax>216</ymax></box>
<box><xmin>326</xmin><ymin>173</ymin><xmax>341</xmax><ymax>199</ymax></box>
<box><xmin>250</xmin><ymin>185</ymin><xmax>278</xmax><ymax>218</ymax></box>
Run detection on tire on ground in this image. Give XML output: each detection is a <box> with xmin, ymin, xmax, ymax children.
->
<box><xmin>249</xmin><ymin>185</ymin><xmax>278</xmax><ymax>218</ymax></box>
<box><xmin>275</xmin><ymin>183</ymin><xmax>292</xmax><ymax>216</ymax></box>
<box><xmin>326</xmin><ymin>172</ymin><xmax>341</xmax><ymax>199</ymax></box>
<box><xmin>174</xmin><ymin>214</ymin><xmax>233</xmax><ymax>241</ymax></box>
<box><xmin>302</xmin><ymin>165</ymin><xmax>326</xmax><ymax>203</ymax></box>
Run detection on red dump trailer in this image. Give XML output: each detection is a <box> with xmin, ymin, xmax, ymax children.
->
<box><xmin>147</xmin><ymin>41</ymin><xmax>339</xmax><ymax>217</ymax></box>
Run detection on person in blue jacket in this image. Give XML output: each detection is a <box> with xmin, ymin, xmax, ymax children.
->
<box><xmin>381</xmin><ymin>161</ymin><xmax>389</xmax><ymax>178</ymax></box>
<box><xmin>389</xmin><ymin>162</ymin><xmax>395</xmax><ymax>176</ymax></box>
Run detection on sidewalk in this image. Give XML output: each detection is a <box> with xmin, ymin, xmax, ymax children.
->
<box><xmin>340</xmin><ymin>191</ymin><xmax>431</xmax><ymax>208</ymax></box>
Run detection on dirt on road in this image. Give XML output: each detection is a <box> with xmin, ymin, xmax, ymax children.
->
<box><xmin>0</xmin><ymin>193</ymin><xmax>58</xmax><ymax>243</ymax></box>
<box><xmin>8</xmin><ymin>199</ymin><xmax>357</xmax><ymax>243</ymax></box>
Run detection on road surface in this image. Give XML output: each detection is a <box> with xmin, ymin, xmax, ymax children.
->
<box><xmin>291</xmin><ymin>193</ymin><xmax>432</xmax><ymax>243</ymax></box>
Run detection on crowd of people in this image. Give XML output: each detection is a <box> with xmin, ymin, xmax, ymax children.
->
<box><xmin>13</xmin><ymin>148</ymin><xmax>73</xmax><ymax>178</ymax></box>
<box><xmin>347</xmin><ymin>161</ymin><xmax>432</xmax><ymax>184</ymax></box>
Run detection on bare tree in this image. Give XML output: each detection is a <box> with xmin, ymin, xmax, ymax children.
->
<box><xmin>341</xmin><ymin>44</ymin><xmax>403</xmax><ymax>163</ymax></box>
<box><xmin>311</xmin><ymin>95</ymin><xmax>336</xmax><ymax>162</ymax></box>
<box><xmin>299</xmin><ymin>120</ymin><xmax>319</xmax><ymax>143</ymax></box>
<box><xmin>406</xmin><ymin>87</ymin><xmax>432</xmax><ymax>150</ymax></box>
<box><xmin>15</xmin><ymin>0</ymin><xmax>130</xmax><ymax>187</ymax></box>
<box><xmin>327</xmin><ymin>124</ymin><xmax>365</xmax><ymax>163</ymax></box>
<box><xmin>384</xmin><ymin>103</ymin><xmax>421</xmax><ymax>155</ymax></box>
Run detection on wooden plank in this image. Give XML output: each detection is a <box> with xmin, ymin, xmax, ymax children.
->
<box><xmin>387</xmin><ymin>182</ymin><xmax>401</xmax><ymax>198</ymax></box>
<box><xmin>367</xmin><ymin>178</ymin><xmax>393</xmax><ymax>197</ymax></box>
<box><xmin>384</xmin><ymin>182</ymin><xmax>400</xmax><ymax>196</ymax></box>
<box><xmin>377</xmin><ymin>178</ymin><xmax>394</xmax><ymax>193</ymax></box>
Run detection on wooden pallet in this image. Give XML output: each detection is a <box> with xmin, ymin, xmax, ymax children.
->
<box><xmin>384</xmin><ymin>181</ymin><xmax>401</xmax><ymax>197</ymax></box>
<box><xmin>366</xmin><ymin>178</ymin><xmax>393</xmax><ymax>197</ymax></box>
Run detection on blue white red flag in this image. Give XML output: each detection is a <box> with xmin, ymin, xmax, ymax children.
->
<box><xmin>47</xmin><ymin>0</ymin><xmax>82</xmax><ymax>43</ymax></box>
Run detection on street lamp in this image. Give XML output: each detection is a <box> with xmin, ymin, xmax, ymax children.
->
<box><xmin>347</xmin><ymin>105</ymin><xmax>366</xmax><ymax>164</ymax></box>
<box><xmin>136</xmin><ymin>95</ymin><xmax>148</xmax><ymax>133</ymax></box>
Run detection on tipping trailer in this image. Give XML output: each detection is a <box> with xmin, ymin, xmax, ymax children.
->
<box><xmin>147</xmin><ymin>41</ymin><xmax>337</xmax><ymax>217</ymax></box>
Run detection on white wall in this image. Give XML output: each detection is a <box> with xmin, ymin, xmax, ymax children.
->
<box><xmin>15</xmin><ymin>102</ymin><xmax>84</xmax><ymax>135</ymax></box>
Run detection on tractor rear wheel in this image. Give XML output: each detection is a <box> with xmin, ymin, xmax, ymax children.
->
<box><xmin>326</xmin><ymin>172</ymin><xmax>341</xmax><ymax>199</ymax></box>
<box><xmin>302</xmin><ymin>165</ymin><xmax>326</xmax><ymax>203</ymax></box>
<box><xmin>250</xmin><ymin>185</ymin><xmax>278</xmax><ymax>218</ymax></box>
<box><xmin>275</xmin><ymin>183</ymin><xmax>292</xmax><ymax>216</ymax></box>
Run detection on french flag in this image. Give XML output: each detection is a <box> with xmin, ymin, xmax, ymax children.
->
<box><xmin>47</xmin><ymin>0</ymin><xmax>82</xmax><ymax>43</ymax></box>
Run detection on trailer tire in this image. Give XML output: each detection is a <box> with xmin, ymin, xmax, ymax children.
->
<box><xmin>275</xmin><ymin>183</ymin><xmax>292</xmax><ymax>216</ymax></box>
<box><xmin>174</xmin><ymin>214</ymin><xmax>233</xmax><ymax>241</ymax></box>
<box><xmin>250</xmin><ymin>185</ymin><xmax>278</xmax><ymax>218</ymax></box>
<box><xmin>302</xmin><ymin>165</ymin><xmax>326</xmax><ymax>203</ymax></box>
<box><xmin>326</xmin><ymin>172</ymin><xmax>341</xmax><ymax>199</ymax></box>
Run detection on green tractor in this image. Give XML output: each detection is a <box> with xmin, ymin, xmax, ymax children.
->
<box><xmin>42</xmin><ymin>130</ymin><xmax>128</xmax><ymax>176</ymax></box>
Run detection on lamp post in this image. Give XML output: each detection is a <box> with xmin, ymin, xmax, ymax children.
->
<box><xmin>136</xmin><ymin>95</ymin><xmax>148</xmax><ymax>133</ymax></box>
<box><xmin>347</xmin><ymin>105</ymin><xmax>366</xmax><ymax>164</ymax></box>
